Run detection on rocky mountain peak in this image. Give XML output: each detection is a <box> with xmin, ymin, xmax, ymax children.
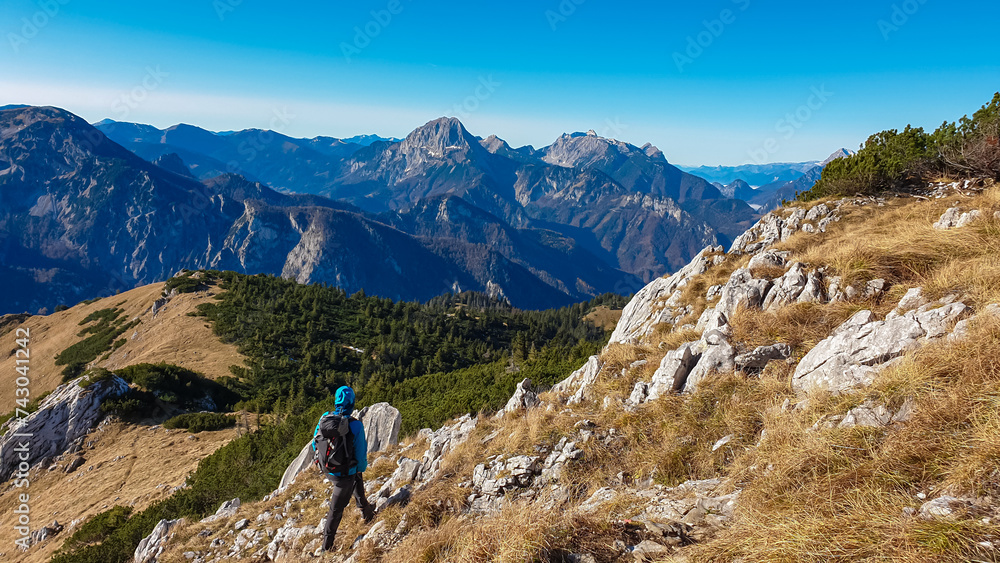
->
<box><xmin>820</xmin><ymin>147</ymin><xmax>855</xmax><ymax>166</ymax></box>
<box><xmin>400</xmin><ymin>117</ymin><xmax>480</xmax><ymax>158</ymax></box>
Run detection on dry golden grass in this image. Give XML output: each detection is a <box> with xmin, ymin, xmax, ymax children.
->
<box><xmin>777</xmin><ymin>187</ymin><xmax>1000</xmax><ymax>308</ymax></box>
<box><xmin>747</xmin><ymin>264</ymin><xmax>787</xmax><ymax>280</ymax></box>
<box><xmin>730</xmin><ymin>301</ymin><xmax>866</xmax><ymax>358</ymax></box>
<box><xmin>688</xmin><ymin>315</ymin><xmax>1000</xmax><ymax>562</ymax></box>
<box><xmin>388</xmin><ymin>502</ymin><xmax>641</xmax><ymax>563</ymax></box>
<box><xmin>0</xmin><ymin>421</ymin><xmax>238</xmax><ymax>563</ymax></box>
<box><xmin>584</xmin><ymin>306</ymin><xmax>623</xmax><ymax>331</ymax></box>
<box><xmin>577</xmin><ymin>371</ymin><xmax>793</xmax><ymax>491</ymax></box>
<box><xmin>0</xmin><ymin>280</ymin><xmax>243</xmax><ymax>412</ymax></box>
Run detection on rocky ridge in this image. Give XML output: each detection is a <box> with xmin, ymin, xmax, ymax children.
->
<box><xmin>113</xmin><ymin>188</ymin><xmax>1000</xmax><ymax>561</ymax></box>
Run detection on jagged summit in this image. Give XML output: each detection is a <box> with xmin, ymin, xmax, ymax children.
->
<box><xmin>399</xmin><ymin>116</ymin><xmax>483</xmax><ymax>158</ymax></box>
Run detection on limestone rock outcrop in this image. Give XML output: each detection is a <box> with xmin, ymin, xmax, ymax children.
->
<box><xmin>552</xmin><ymin>355</ymin><xmax>603</xmax><ymax>406</ymax></box>
<box><xmin>0</xmin><ymin>373</ymin><xmax>128</xmax><ymax>481</ymax></box>
<box><xmin>358</xmin><ymin>402</ymin><xmax>402</xmax><ymax>454</ymax></box>
<box><xmin>496</xmin><ymin>378</ymin><xmax>541</xmax><ymax>418</ymax></box>
<box><xmin>793</xmin><ymin>302</ymin><xmax>969</xmax><ymax>394</ymax></box>
<box><xmin>277</xmin><ymin>443</ymin><xmax>315</xmax><ymax>492</ymax></box>
<box><xmin>609</xmin><ymin>246</ymin><xmax>724</xmax><ymax>344</ymax></box>
<box><xmin>134</xmin><ymin>518</ymin><xmax>185</xmax><ymax>563</ymax></box>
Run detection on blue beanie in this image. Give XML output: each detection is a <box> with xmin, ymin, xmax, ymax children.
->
<box><xmin>335</xmin><ymin>386</ymin><xmax>355</xmax><ymax>407</ymax></box>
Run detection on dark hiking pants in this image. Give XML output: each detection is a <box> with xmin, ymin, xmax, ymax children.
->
<box><xmin>322</xmin><ymin>473</ymin><xmax>373</xmax><ymax>551</ymax></box>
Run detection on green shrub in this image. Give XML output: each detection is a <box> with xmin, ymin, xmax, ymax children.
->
<box><xmin>56</xmin><ymin>308</ymin><xmax>138</xmax><ymax>381</ymax></box>
<box><xmin>100</xmin><ymin>391</ymin><xmax>156</xmax><ymax>421</ymax></box>
<box><xmin>802</xmin><ymin>92</ymin><xmax>1000</xmax><ymax>201</ymax></box>
<box><xmin>81</xmin><ymin>368</ymin><xmax>115</xmax><ymax>388</ymax></box>
<box><xmin>807</xmin><ymin>126</ymin><xmax>935</xmax><ymax>199</ymax></box>
<box><xmin>115</xmin><ymin>363</ymin><xmax>239</xmax><ymax>411</ymax></box>
<box><xmin>164</xmin><ymin>272</ymin><xmax>214</xmax><ymax>294</ymax></box>
<box><xmin>57</xmin><ymin>506</ymin><xmax>133</xmax><ymax>553</ymax></box>
<box><xmin>163</xmin><ymin>412</ymin><xmax>235</xmax><ymax>433</ymax></box>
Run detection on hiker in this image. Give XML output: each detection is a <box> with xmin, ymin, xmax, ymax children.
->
<box><xmin>313</xmin><ymin>386</ymin><xmax>375</xmax><ymax>552</ymax></box>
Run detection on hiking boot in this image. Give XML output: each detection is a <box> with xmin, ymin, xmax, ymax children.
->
<box><xmin>362</xmin><ymin>503</ymin><xmax>376</xmax><ymax>524</ymax></box>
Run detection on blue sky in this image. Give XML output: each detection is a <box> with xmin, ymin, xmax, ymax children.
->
<box><xmin>1</xmin><ymin>0</ymin><xmax>997</xmax><ymax>165</ymax></box>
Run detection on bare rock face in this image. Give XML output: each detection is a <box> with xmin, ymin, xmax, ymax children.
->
<box><xmin>793</xmin><ymin>302</ymin><xmax>969</xmax><ymax>394</ymax></box>
<box><xmin>552</xmin><ymin>355</ymin><xmax>603</xmax><ymax>406</ymax></box>
<box><xmin>609</xmin><ymin>246</ymin><xmax>721</xmax><ymax>345</ymax></box>
<box><xmin>712</xmin><ymin>268</ymin><xmax>772</xmax><ymax>323</ymax></box>
<box><xmin>682</xmin><ymin>338</ymin><xmax>736</xmax><ymax>393</ymax></box>
<box><xmin>731</xmin><ymin>203</ymin><xmax>842</xmax><ymax>255</ymax></box>
<box><xmin>416</xmin><ymin>414</ymin><xmax>478</xmax><ymax>484</ymax></box>
<box><xmin>134</xmin><ymin>518</ymin><xmax>185</xmax><ymax>563</ymax></box>
<box><xmin>735</xmin><ymin>343</ymin><xmax>792</xmax><ymax>372</ymax></box>
<box><xmin>761</xmin><ymin>262</ymin><xmax>808</xmax><ymax>311</ymax></box>
<box><xmin>496</xmin><ymin>378</ymin><xmax>541</xmax><ymax>418</ymax></box>
<box><xmin>266</xmin><ymin>519</ymin><xmax>312</xmax><ymax>561</ymax></box>
<box><xmin>0</xmin><ymin>373</ymin><xmax>128</xmax><ymax>481</ymax></box>
<box><xmin>646</xmin><ymin>344</ymin><xmax>698</xmax><ymax>402</ymax></box>
<box><xmin>278</xmin><ymin>443</ymin><xmax>315</xmax><ymax>492</ymax></box>
<box><xmin>934</xmin><ymin>207</ymin><xmax>982</xmax><ymax>229</ymax></box>
<box><xmin>358</xmin><ymin>402</ymin><xmax>402</xmax><ymax>454</ymax></box>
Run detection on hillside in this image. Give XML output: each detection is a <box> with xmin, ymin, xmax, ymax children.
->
<box><xmin>7</xmin><ymin>96</ymin><xmax>1000</xmax><ymax>563</ymax></box>
<box><xmin>0</xmin><ymin>278</ymin><xmax>249</xmax><ymax>562</ymax></box>
<box><xmin>0</xmin><ymin>278</ymin><xmax>241</xmax><ymax>412</ymax></box>
<box><xmin>16</xmin><ymin>178</ymin><xmax>994</xmax><ymax>563</ymax></box>
<box><xmin>0</xmin><ymin>273</ymin><xmax>628</xmax><ymax>562</ymax></box>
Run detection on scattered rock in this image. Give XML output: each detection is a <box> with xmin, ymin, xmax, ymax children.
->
<box><xmin>896</xmin><ymin>287</ymin><xmax>928</xmax><ymax>312</ymax></box>
<box><xmin>496</xmin><ymin>378</ymin><xmax>541</xmax><ymax>418</ymax></box>
<box><xmin>631</xmin><ymin>539</ymin><xmax>669</xmax><ymax>561</ymax></box>
<box><xmin>762</xmin><ymin>262</ymin><xmax>808</xmax><ymax>310</ymax></box>
<box><xmin>735</xmin><ymin>343</ymin><xmax>791</xmax><ymax>372</ymax></box>
<box><xmin>934</xmin><ymin>207</ymin><xmax>982</xmax><ymax>229</ymax></box>
<box><xmin>201</xmin><ymin>498</ymin><xmax>240</xmax><ymax>524</ymax></box>
<box><xmin>646</xmin><ymin>343</ymin><xmax>697</xmax><ymax>402</ymax></box>
<box><xmin>552</xmin><ymin>355</ymin><xmax>603</xmax><ymax>406</ymax></box>
<box><xmin>711</xmin><ymin>435</ymin><xmax>734</xmax><ymax>452</ymax></box>
<box><xmin>919</xmin><ymin>496</ymin><xmax>977</xmax><ymax>519</ymax></box>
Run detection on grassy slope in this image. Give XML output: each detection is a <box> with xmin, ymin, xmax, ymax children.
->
<box><xmin>0</xmin><ymin>280</ymin><xmax>247</xmax><ymax>562</ymax></box>
<box><xmin>296</xmin><ymin>185</ymin><xmax>1000</xmax><ymax>562</ymax></box>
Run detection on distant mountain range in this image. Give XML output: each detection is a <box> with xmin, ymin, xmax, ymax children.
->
<box><xmin>684</xmin><ymin>148</ymin><xmax>854</xmax><ymax>211</ymax></box>
<box><xmin>0</xmin><ymin>106</ymin><xmax>768</xmax><ymax>314</ymax></box>
<box><xmin>677</xmin><ymin>161</ymin><xmax>821</xmax><ymax>187</ymax></box>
